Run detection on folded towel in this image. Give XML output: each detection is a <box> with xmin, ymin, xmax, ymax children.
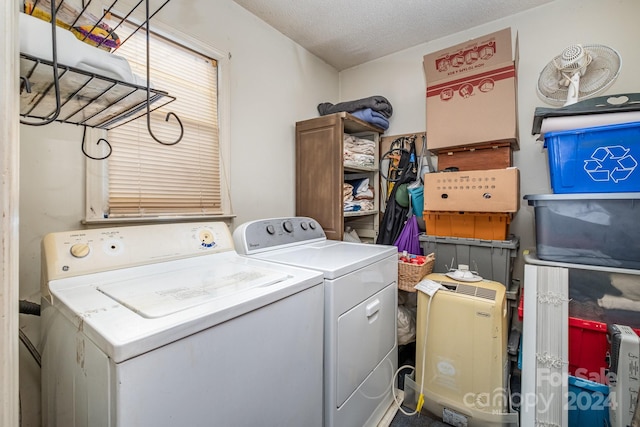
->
<box><xmin>350</xmin><ymin>108</ymin><xmax>390</xmax><ymax>130</ymax></box>
<box><xmin>20</xmin><ymin>12</ymin><xmax>137</xmax><ymax>84</ymax></box>
<box><xmin>318</xmin><ymin>95</ymin><xmax>393</xmax><ymax>118</ymax></box>
<box><xmin>344</xmin><ymin>135</ymin><xmax>375</xmax><ymax>155</ymax></box>
<box><xmin>345</xmin><ymin>178</ymin><xmax>374</xmax><ymax>200</ymax></box>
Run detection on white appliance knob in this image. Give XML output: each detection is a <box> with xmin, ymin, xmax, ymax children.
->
<box><xmin>198</xmin><ymin>229</ymin><xmax>215</xmax><ymax>248</ymax></box>
<box><xmin>266</xmin><ymin>225</ymin><xmax>276</xmax><ymax>235</ymax></box>
<box><xmin>301</xmin><ymin>222</ymin><xmax>308</xmax><ymax>230</ymax></box>
<box><xmin>283</xmin><ymin>221</ymin><xmax>294</xmax><ymax>233</ymax></box>
<box><xmin>70</xmin><ymin>243</ymin><xmax>90</xmax><ymax>258</ymax></box>
<box><xmin>309</xmin><ymin>222</ymin><xmax>316</xmax><ymax>230</ymax></box>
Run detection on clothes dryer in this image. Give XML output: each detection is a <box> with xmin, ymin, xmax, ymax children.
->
<box><xmin>41</xmin><ymin>222</ymin><xmax>324</xmax><ymax>427</ymax></box>
<box><xmin>233</xmin><ymin>217</ymin><xmax>398</xmax><ymax>427</ymax></box>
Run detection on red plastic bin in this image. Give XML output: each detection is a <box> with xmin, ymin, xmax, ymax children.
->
<box><xmin>519</xmin><ymin>297</ymin><xmax>640</xmax><ymax>384</ymax></box>
<box><xmin>568</xmin><ymin>317</ymin><xmax>609</xmax><ymax>383</ymax></box>
<box><xmin>568</xmin><ymin>317</ymin><xmax>640</xmax><ymax>384</ymax></box>
<box><xmin>518</xmin><ymin>290</ymin><xmax>523</xmax><ymax>321</ymax></box>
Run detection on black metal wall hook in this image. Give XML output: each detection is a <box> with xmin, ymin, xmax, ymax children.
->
<box><xmin>19</xmin><ymin>76</ymin><xmax>32</xmax><ymax>94</ymax></box>
<box><xmin>144</xmin><ymin>0</ymin><xmax>183</xmax><ymax>146</ymax></box>
<box><xmin>81</xmin><ymin>126</ymin><xmax>112</xmax><ymax>160</ymax></box>
<box><xmin>20</xmin><ymin>0</ymin><xmax>61</xmax><ymax>126</ymax></box>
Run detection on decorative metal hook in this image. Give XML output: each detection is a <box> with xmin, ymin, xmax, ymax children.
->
<box><xmin>81</xmin><ymin>126</ymin><xmax>112</xmax><ymax>160</ymax></box>
<box><xmin>20</xmin><ymin>0</ymin><xmax>61</xmax><ymax>126</ymax></box>
<box><xmin>144</xmin><ymin>0</ymin><xmax>183</xmax><ymax>146</ymax></box>
<box><xmin>20</xmin><ymin>76</ymin><xmax>32</xmax><ymax>94</ymax></box>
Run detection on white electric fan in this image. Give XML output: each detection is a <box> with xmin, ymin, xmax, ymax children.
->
<box><xmin>537</xmin><ymin>44</ymin><xmax>621</xmax><ymax>106</ymax></box>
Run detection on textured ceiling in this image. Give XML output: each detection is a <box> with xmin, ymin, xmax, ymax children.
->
<box><xmin>233</xmin><ymin>0</ymin><xmax>555</xmax><ymax>70</ymax></box>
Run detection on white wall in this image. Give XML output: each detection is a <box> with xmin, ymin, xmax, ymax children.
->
<box><xmin>17</xmin><ymin>0</ymin><xmax>337</xmax><ymax>425</ymax></box>
<box><xmin>16</xmin><ymin>0</ymin><xmax>640</xmax><ymax>424</ymax></box>
<box><xmin>339</xmin><ymin>0</ymin><xmax>640</xmax><ymax>282</ymax></box>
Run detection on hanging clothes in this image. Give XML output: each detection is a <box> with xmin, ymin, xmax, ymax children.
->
<box><xmin>376</xmin><ymin>137</ymin><xmax>417</xmax><ymax>246</ymax></box>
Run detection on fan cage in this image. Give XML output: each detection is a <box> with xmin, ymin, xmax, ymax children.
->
<box><xmin>537</xmin><ymin>44</ymin><xmax>621</xmax><ymax>106</ymax></box>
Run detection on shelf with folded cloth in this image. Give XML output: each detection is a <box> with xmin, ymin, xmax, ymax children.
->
<box><xmin>20</xmin><ymin>52</ymin><xmax>175</xmax><ymax>129</ymax></box>
<box><xmin>18</xmin><ymin>0</ymin><xmax>178</xmax><ymax>131</ymax></box>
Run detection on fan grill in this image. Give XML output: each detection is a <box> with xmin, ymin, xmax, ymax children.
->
<box><xmin>537</xmin><ymin>44</ymin><xmax>621</xmax><ymax>106</ymax></box>
<box><xmin>558</xmin><ymin>44</ymin><xmax>590</xmax><ymax>71</ymax></box>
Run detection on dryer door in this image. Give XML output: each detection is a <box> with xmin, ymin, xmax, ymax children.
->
<box><xmin>336</xmin><ymin>283</ymin><xmax>396</xmax><ymax>407</ymax></box>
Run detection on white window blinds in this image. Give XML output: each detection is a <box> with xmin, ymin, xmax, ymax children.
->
<box><xmin>105</xmin><ymin>19</ymin><xmax>221</xmax><ymax>217</ymax></box>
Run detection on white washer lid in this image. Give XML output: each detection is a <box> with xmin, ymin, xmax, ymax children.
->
<box><xmin>98</xmin><ymin>262</ymin><xmax>289</xmax><ymax>318</ymax></box>
<box><xmin>250</xmin><ymin>240</ymin><xmax>397</xmax><ymax>279</ymax></box>
<box><xmin>47</xmin><ymin>252</ymin><xmax>323</xmax><ymax>363</ymax></box>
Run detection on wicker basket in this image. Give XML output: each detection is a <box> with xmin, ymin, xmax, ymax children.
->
<box><xmin>397</xmin><ymin>252</ymin><xmax>435</xmax><ymax>292</ymax></box>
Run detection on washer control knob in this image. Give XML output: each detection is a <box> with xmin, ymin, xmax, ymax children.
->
<box><xmin>300</xmin><ymin>222</ymin><xmax>308</xmax><ymax>230</ymax></box>
<box><xmin>309</xmin><ymin>221</ymin><xmax>317</xmax><ymax>230</ymax></box>
<box><xmin>266</xmin><ymin>225</ymin><xmax>276</xmax><ymax>235</ymax></box>
<box><xmin>198</xmin><ymin>229</ymin><xmax>216</xmax><ymax>248</ymax></box>
<box><xmin>283</xmin><ymin>220</ymin><xmax>294</xmax><ymax>233</ymax></box>
<box><xmin>70</xmin><ymin>243</ymin><xmax>90</xmax><ymax>258</ymax></box>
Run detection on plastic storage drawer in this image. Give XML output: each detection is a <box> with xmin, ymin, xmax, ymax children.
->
<box><xmin>418</xmin><ymin>234</ymin><xmax>519</xmax><ymax>287</ymax></box>
<box><xmin>544</xmin><ymin>121</ymin><xmax>640</xmax><ymax>193</ymax></box>
<box><xmin>525</xmin><ymin>193</ymin><xmax>640</xmax><ymax>269</ymax></box>
<box><xmin>422</xmin><ymin>211</ymin><xmax>512</xmax><ymax>240</ymax></box>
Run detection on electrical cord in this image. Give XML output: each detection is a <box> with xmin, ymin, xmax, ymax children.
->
<box><xmin>19</xmin><ymin>329</ymin><xmax>41</xmax><ymax>367</ymax></box>
<box><xmin>390</xmin><ymin>364</ymin><xmax>419</xmax><ymax>416</ymax></box>
<box><xmin>390</xmin><ymin>282</ymin><xmax>444</xmax><ymax>417</ymax></box>
<box><xmin>416</xmin><ymin>290</ymin><xmax>437</xmax><ymax>414</ymax></box>
<box><xmin>19</xmin><ymin>300</ymin><xmax>42</xmax><ymax>366</ymax></box>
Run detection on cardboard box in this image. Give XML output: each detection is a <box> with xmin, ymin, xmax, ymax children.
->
<box><xmin>423</xmin><ymin>167</ymin><xmax>520</xmax><ymax>212</ymax></box>
<box><xmin>437</xmin><ymin>141</ymin><xmax>512</xmax><ymax>171</ymax></box>
<box><xmin>424</xmin><ymin>28</ymin><xmax>519</xmax><ymax>152</ymax></box>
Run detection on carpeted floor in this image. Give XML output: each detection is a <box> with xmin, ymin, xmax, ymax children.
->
<box><xmin>386</xmin><ymin>350</ymin><xmax>448</xmax><ymax>427</ymax></box>
<box><xmin>388</xmin><ymin>343</ymin><xmax>457</xmax><ymax>427</ymax></box>
<box><xmin>389</xmin><ymin>407</ymin><xmax>449</xmax><ymax>427</ymax></box>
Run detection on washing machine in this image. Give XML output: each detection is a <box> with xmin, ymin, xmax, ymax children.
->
<box><xmin>40</xmin><ymin>221</ymin><xmax>325</xmax><ymax>427</ymax></box>
<box><xmin>233</xmin><ymin>217</ymin><xmax>398</xmax><ymax>427</ymax></box>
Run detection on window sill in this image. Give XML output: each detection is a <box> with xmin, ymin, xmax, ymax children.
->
<box><xmin>82</xmin><ymin>214</ymin><xmax>236</xmax><ymax>227</ymax></box>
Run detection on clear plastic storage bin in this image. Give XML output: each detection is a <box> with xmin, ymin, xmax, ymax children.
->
<box><xmin>525</xmin><ymin>193</ymin><xmax>640</xmax><ymax>269</ymax></box>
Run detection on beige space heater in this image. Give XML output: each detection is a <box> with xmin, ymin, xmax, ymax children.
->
<box><xmin>414</xmin><ymin>273</ymin><xmax>518</xmax><ymax>427</ymax></box>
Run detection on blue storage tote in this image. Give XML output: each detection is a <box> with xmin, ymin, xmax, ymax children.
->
<box><xmin>568</xmin><ymin>375</ymin><xmax>610</xmax><ymax>427</ymax></box>
<box><xmin>544</xmin><ymin>121</ymin><xmax>640</xmax><ymax>193</ymax></box>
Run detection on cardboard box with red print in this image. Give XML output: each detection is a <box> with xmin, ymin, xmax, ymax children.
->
<box><xmin>423</xmin><ymin>28</ymin><xmax>519</xmax><ymax>152</ymax></box>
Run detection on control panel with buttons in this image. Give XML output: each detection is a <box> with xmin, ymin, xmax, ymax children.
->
<box><xmin>42</xmin><ymin>222</ymin><xmax>234</xmax><ymax>283</ymax></box>
<box><xmin>233</xmin><ymin>217</ymin><xmax>325</xmax><ymax>255</ymax></box>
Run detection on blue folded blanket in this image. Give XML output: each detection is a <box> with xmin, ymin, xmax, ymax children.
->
<box><xmin>350</xmin><ymin>108</ymin><xmax>389</xmax><ymax>130</ymax></box>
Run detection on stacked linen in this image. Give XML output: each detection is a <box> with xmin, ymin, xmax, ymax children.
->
<box><xmin>343</xmin><ymin>135</ymin><xmax>375</xmax><ymax>168</ymax></box>
<box><xmin>343</xmin><ymin>178</ymin><xmax>375</xmax><ymax>212</ymax></box>
<box><xmin>351</xmin><ymin>108</ymin><xmax>389</xmax><ymax>130</ymax></box>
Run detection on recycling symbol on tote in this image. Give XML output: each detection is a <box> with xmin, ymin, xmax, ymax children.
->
<box><xmin>583</xmin><ymin>145</ymin><xmax>638</xmax><ymax>182</ymax></box>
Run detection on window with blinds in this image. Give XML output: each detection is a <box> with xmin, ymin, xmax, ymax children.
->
<box><xmin>104</xmin><ymin>18</ymin><xmax>222</xmax><ymax>217</ymax></box>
